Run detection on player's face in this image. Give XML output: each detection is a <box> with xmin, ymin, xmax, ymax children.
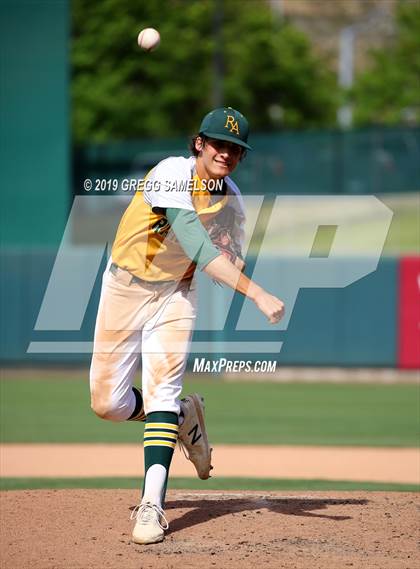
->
<box><xmin>195</xmin><ymin>137</ymin><xmax>243</xmax><ymax>179</ymax></box>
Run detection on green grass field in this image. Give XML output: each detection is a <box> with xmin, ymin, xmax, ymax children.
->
<box><xmin>1</xmin><ymin>376</ymin><xmax>418</xmax><ymax>446</ymax></box>
<box><xmin>1</xmin><ymin>477</ymin><xmax>418</xmax><ymax>492</ymax></box>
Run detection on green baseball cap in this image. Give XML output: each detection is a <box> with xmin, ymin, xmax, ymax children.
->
<box><xmin>199</xmin><ymin>107</ymin><xmax>252</xmax><ymax>150</ymax></box>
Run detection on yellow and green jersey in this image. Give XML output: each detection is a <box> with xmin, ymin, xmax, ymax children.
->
<box><xmin>112</xmin><ymin>156</ymin><xmax>245</xmax><ymax>282</ymax></box>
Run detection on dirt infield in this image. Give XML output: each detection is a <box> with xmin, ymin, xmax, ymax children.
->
<box><xmin>2</xmin><ymin>443</ymin><xmax>420</xmax><ymax>483</ymax></box>
<box><xmin>1</xmin><ymin>490</ymin><xmax>418</xmax><ymax>569</ymax></box>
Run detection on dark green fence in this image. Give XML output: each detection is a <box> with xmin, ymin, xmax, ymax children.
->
<box><xmin>74</xmin><ymin>127</ymin><xmax>420</xmax><ymax>198</ymax></box>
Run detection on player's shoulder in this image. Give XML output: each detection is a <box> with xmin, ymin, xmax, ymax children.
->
<box><xmin>151</xmin><ymin>155</ymin><xmax>195</xmax><ymax>179</ymax></box>
<box><xmin>143</xmin><ymin>156</ymin><xmax>195</xmax><ymax>210</ymax></box>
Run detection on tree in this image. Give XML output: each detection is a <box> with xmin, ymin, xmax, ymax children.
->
<box><xmin>72</xmin><ymin>0</ymin><xmax>337</xmax><ymax>142</ymax></box>
<box><xmin>353</xmin><ymin>0</ymin><xmax>420</xmax><ymax>126</ymax></box>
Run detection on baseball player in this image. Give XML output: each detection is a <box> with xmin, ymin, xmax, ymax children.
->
<box><xmin>89</xmin><ymin>107</ymin><xmax>285</xmax><ymax>545</ymax></box>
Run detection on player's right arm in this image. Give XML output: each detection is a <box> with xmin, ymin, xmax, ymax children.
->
<box><xmin>166</xmin><ymin>208</ymin><xmax>285</xmax><ymax>325</ymax></box>
<box><xmin>202</xmin><ymin>254</ymin><xmax>284</xmax><ymax>324</ymax></box>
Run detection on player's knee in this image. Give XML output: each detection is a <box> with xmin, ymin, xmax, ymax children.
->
<box><xmin>91</xmin><ymin>397</ymin><xmax>111</xmax><ymax>420</ymax></box>
<box><xmin>90</xmin><ymin>391</ymin><xmax>132</xmax><ymax>421</ymax></box>
<box><xmin>91</xmin><ymin>394</ymin><xmax>119</xmax><ymax>421</ymax></box>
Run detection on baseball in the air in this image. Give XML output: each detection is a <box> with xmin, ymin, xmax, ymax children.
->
<box><xmin>137</xmin><ymin>28</ymin><xmax>160</xmax><ymax>51</ymax></box>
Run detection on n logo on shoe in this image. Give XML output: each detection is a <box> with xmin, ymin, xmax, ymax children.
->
<box><xmin>188</xmin><ymin>424</ymin><xmax>202</xmax><ymax>445</ymax></box>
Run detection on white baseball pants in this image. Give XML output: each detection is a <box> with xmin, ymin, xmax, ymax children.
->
<box><xmin>90</xmin><ymin>261</ymin><xmax>197</xmax><ymax>420</ymax></box>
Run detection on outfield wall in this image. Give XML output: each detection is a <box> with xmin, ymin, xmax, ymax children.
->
<box><xmin>0</xmin><ymin>0</ymin><xmax>69</xmax><ymax>247</ymax></box>
<box><xmin>1</xmin><ymin>251</ymin><xmax>417</xmax><ymax>368</ymax></box>
<box><xmin>73</xmin><ymin>128</ymin><xmax>420</xmax><ymax>199</ymax></box>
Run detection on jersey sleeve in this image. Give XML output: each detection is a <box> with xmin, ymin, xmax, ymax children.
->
<box><xmin>166</xmin><ymin>207</ymin><xmax>221</xmax><ymax>270</ymax></box>
<box><xmin>143</xmin><ymin>157</ymin><xmax>195</xmax><ymax>212</ymax></box>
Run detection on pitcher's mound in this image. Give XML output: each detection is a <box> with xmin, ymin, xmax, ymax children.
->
<box><xmin>1</xmin><ymin>489</ymin><xmax>418</xmax><ymax>568</ymax></box>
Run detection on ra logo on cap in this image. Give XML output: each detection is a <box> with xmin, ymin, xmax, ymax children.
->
<box><xmin>224</xmin><ymin>115</ymin><xmax>240</xmax><ymax>135</ymax></box>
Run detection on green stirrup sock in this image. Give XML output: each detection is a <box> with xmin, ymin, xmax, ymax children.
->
<box><xmin>127</xmin><ymin>387</ymin><xmax>145</xmax><ymax>421</ymax></box>
<box><xmin>142</xmin><ymin>411</ymin><xmax>179</xmax><ymax>506</ymax></box>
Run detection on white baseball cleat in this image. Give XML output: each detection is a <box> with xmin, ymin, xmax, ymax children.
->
<box><xmin>178</xmin><ymin>393</ymin><xmax>213</xmax><ymax>480</ymax></box>
<box><xmin>130</xmin><ymin>502</ymin><xmax>169</xmax><ymax>545</ymax></box>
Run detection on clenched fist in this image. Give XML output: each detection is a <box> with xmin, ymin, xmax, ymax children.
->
<box><xmin>253</xmin><ymin>290</ymin><xmax>285</xmax><ymax>324</ymax></box>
